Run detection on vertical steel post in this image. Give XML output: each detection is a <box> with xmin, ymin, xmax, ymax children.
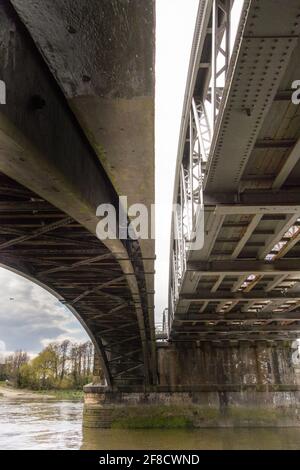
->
<box><xmin>225</xmin><ymin>0</ymin><xmax>231</xmax><ymax>74</ymax></box>
<box><xmin>211</xmin><ymin>0</ymin><xmax>218</xmax><ymax>128</ymax></box>
<box><xmin>189</xmin><ymin>111</ymin><xmax>194</xmax><ymax>221</ymax></box>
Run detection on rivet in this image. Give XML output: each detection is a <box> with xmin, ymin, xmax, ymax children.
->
<box><xmin>67</xmin><ymin>25</ymin><xmax>76</xmax><ymax>34</ymax></box>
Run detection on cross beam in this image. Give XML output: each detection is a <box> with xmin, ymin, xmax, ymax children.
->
<box><xmin>171</xmin><ymin>324</ymin><xmax>300</xmax><ymax>333</ymax></box>
<box><xmin>180</xmin><ymin>291</ymin><xmax>300</xmax><ymax>301</ymax></box>
<box><xmin>70</xmin><ymin>275</ymin><xmax>125</xmax><ymax>305</ymax></box>
<box><xmin>171</xmin><ymin>335</ymin><xmax>299</xmax><ymax>342</ymax></box>
<box><xmin>38</xmin><ymin>253</ymin><xmax>112</xmax><ymax>276</ymax></box>
<box><xmin>204</xmin><ymin>190</ymin><xmax>300</xmax><ymax>206</ymax></box>
<box><xmin>187</xmin><ymin>259</ymin><xmax>300</xmax><ymax>275</ymax></box>
<box><xmin>173</xmin><ymin>311</ymin><xmax>300</xmax><ymax>322</ymax></box>
<box><xmin>0</xmin><ymin>217</ymin><xmax>72</xmax><ymax>250</ymax></box>
<box><xmin>206</xmin><ymin>205</ymin><xmax>300</xmax><ymax>215</ymax></box>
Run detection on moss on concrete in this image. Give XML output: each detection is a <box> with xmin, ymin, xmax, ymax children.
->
<box><xmin>83</xmin><ymin>402</ymin><xmax>300</xmax><ymax>429</ymax></box>
<box><xmin>112</xmin><ymin>405</ymin><xmax>193</xmax><ymax>429</ymax></box>
<box><xmin>112</xmin><ymin>415</ymin><xmax>192</xmax><ymax>429</ymax></box>
<box><xmin>101</xmin><ymin>405</ymin><xmax>220</xmax><ymax>429</ymax></box>
<box><xmin>226</xmin><ymin>407</ymin><xmax>293</xmax><ymax>425</ymax></box>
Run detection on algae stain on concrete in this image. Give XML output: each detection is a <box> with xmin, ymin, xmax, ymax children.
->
<box><xmin>109</xmin><ymin>405</ymin><xmax>220</xmax><ymax>429</ymax></box>
<box><xmin>111</xmin><ymin>416</ymin><xmax>193</xmax><ymax>429</ymax></box>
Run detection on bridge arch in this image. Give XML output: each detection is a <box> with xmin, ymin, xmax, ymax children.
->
<box><xmin>0</xmin><ymin>263</ymin><xmax>103</xmax><ymax>375</ymax></box>
<box><xmin>0</xmin><ymin>173</ymin><xmax>150</xmax><ymax>389</ymax></box>
<box><xmin>0</xmin><ymin>0</ymin><xmax>155</xmax><ymax>389</ymax></box>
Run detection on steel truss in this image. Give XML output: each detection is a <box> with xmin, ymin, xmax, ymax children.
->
<box><xmin>170</xmin><ymin>0</ymin><xmax>235</xmax><ymax>320</ymax></box>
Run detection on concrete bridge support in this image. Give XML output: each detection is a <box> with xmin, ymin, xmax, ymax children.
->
<box><xmin>83</xmin><ymin>342</ymin><xmax>300</xmax><ymax>428</ymax></box>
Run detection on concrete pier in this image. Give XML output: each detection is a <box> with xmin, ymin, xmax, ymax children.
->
<box><xmin>83</xmin><ymin>342</ymin><xmax>300</xmax><ymax>428</ymax></box>
<box><xmin>83</xmin><ymin>386</ymin><xmax>300</xmax><ymax>429</ymax></box>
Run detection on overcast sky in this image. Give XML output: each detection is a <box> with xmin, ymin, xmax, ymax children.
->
<box><xmin>0</xmin><ymin>267</ymin><xmax>90</xmax><ymax>357</ymax></box>
<box><xmin>0</xmin><ymin>1</ymin><xmax>198</xmax><ymax>356</ymax></box>
<box><xmin>155</xmin><ymin>0</ymin><xmax>198</xmax><ymax>320</ymax></box>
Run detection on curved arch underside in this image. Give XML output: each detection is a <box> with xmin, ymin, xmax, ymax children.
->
<box><xmin>0</xmin><ymin>172</ymin><xmax>152</xmax><ymax>388</ymax></box>
<box><xmin>0</xmin><ymin>0</ymin><xmax>156</xmax><ymax>389</ymax></box>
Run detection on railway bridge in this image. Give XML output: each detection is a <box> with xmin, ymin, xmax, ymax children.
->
<box><xmin>1</xmin><ymin>0</ymin><xmax>300</xmax><ymax>427</ymax></box>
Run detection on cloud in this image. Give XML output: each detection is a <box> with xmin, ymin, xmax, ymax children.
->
<box><xmin>0</xmin><ymin>339</ymin><xmax>6</xmax><ymax>364</ymax></box>
<box><xmin>155</xmin><ymin>0</ymin><xmax>199</xmax><ymax>320</ymax></box>
<box><xmin>0</xmin><ymin>267</ymin><xmax>89</xmax><ymax>354</ymax></box>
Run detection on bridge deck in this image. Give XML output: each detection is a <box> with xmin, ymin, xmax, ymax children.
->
<box><xmin>170</xmin><ymin>0</ymin><xmax>300</xmax><ymax>343</ymax></box>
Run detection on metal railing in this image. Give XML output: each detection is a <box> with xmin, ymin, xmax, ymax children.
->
<box><xmin>155</xmin><ymin>308</ymin><xmax>169</xmax><ymax>341</ymax></box>
<box><xmin>170</xmin><ymin>0</ymin><xmax>243</xmax><ymax>320</ymax></box>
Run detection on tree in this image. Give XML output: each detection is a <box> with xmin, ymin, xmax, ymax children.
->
<box><xmin>59</xmin><ymin>339</ymin><xmax>70</xmax><ymax>380</ymax></box>
<box><xmin>31</xmin><ymin>345</ymin><xmax>59</xmax><ymax>388</ymax></box>
<box><xmin>3</xmin><ymin>350</ymin><xmax>29</xmax><ymax>384</ymax></box>
<box><xmin>4</xmin><ymin>340</ymin><xmax>94</xmax><ymax>390</ymax></box>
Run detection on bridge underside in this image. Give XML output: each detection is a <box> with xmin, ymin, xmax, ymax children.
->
<box><xmin>0</xmin><ymin>172</ymin><xmax>148</xmax><ymax>386</ymax></box>
<box><xmin>170</xmin><ymin>0</ymin><xmax>300</xmax><ymax>348</ymax></box>
<box><xmin>0</xmin><ymin>1</ymin><xmax>155</xmax><ymax>388</ymax></box>
<box><xmin>173</xmin><ymin>198</ymin><xmax>300</xmax><ymax>342</ymax></box>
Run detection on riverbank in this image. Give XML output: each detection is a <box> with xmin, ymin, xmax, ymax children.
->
<box><xmin>0</xmin><ymin>383</ymin><xmax>83</xmax><ymax>401</ymax></box>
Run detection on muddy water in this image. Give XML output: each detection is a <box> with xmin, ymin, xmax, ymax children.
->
<box><xmin>1</xmin><ymin>396</ymin><xmax>300</xmax><ymax>450</ymax></box>
<box><xmin>0</xmin><ymin>397</ymin><xmax>83</xmax><ymax>450</ymax></box>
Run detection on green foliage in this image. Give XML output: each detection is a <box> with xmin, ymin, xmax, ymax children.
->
<box><xmin>0</xmin><ymin>350</ymin><xmax>29</xmax><ymax>384</ymax></box>
<box><xmin>3</xmin><ymin>340</ymin><xmax>94</xmax><ymax>391</ymax></box>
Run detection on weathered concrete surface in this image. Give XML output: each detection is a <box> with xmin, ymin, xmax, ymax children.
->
<box><xmin>10</xmin><ymin>0</ymin><xmax>154</xmax><ymax>98</ymax></box>
<box><xmin>8</xmin><ymin>0</ymin><xmax>155</xmax><ymax>244</ymax></box>
<box><xmin>83</xmin><ymin>387</ymin><xmax>300</xmax><ymax>428</ymax></box>
<box><xmin>84</xmin><ymin>342</ymin><xmax>300</xmax><ymax>428</ymax></box>
<box><xmin>296</xmin><ymin>366</ymin><xmax>300</xmax><ymax>386</ymax></box>
<box><xmin>157</xmin><ymin>342</ymin><xmax>297</xmax><ymax>387</ymax></box>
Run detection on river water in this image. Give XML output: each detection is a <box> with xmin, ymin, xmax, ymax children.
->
<box><xmin>1</xmin><ymin>397</ymin><xmax>300</xmax><ymax>450</ymax></box>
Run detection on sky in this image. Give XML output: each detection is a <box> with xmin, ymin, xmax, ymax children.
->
<box><xmin>0</xmin><ymin>267</ymin><xmax>89</xmax><ymax>357</ymax></box>
<box><xmin>0</xmin><ymin>1</ymin><xmax>199</xmax><ymax>356</ymax></box>
<box><xmin>155</xmin><ymin>0</ymin><xmax>199</xmax><ymax>320</ymax></box>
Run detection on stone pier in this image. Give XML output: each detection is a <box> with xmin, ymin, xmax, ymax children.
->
<box><xmin>83</xmin><ymin>342</ymin><xmax>300</xmax><ymax>428</ymax></box>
